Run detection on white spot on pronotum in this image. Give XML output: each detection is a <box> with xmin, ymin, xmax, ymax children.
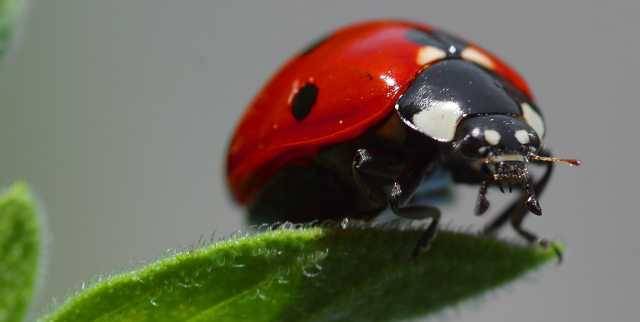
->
<box><xmin>412</xmin><ymin>101</ymin><xmax>463</xmax><ymax>142</ymax></box>
<box><xmin>416</xmin><ymin>46</ymin><xmax>447</xmax><ymax>66</ymax></box>
<box><xmin>484</xmin><ymin>129</ymin><xmax>501</xmax><ymax>146</ymax></box>
<box><xmin>515</xmin><ymin>130</ymin><xmax>530</xmax><ymax>144</ymax></box>
<box><xmin>521</xmin><ymin>102</ymin><xmax>545</xmax><ymax>137</ymax></box>
<box><xmin>461</xmin><ymin>47</ymin><xmax>495</xmax><ymax>70</ymax></box>
<box><xmin>471</xmin><ymin>127</ymin><xmax>482</xmax><ymax>137</ymax></box>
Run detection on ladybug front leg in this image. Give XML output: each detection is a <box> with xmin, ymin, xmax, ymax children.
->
<box><xmin>353</xmin><ymin>148</ymin><xmax>441</xmax><ymax>257</ymax></box>
<box><xmin>483</xmin><ymin>149</ymin><xmax>555</xmax><ymax>242</ymax></box>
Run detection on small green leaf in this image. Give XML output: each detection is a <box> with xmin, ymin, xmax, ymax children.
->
<box><xmin>44</xmin><ymin>225</ymin><xmax>557</xmax><ymax>322</ymax></box>
<box><xmin>0</xmin><ymin>0</ymin><xmax>25</xmax><ymax>58</ymax></box>
<box><xmin>0</xmin><ymin>182</ymin><xmax>41</xmax><ymax>322</ymax></box>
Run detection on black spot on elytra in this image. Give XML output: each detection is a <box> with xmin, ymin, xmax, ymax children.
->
<box><xmin>300</xmin><ymin>33</ymin><xmax>330</xmax><ymax>56</ymax></box>
<box><xmin>406</xmin><ymin>28</ymin><xmax>469</xmax><ymax>56</ymax></box>
<box><xmin>430</xmin><ymin>29</ymin><xmax>468</xmax><ymax>54</ymax></box>
<box><xmin>291</xmin><ymin>83</ymin><xmax>318</xmax><ymax>121</ymax></box>
<box><xmin>405</xmin><ymin>29</ymin><xmax>441</xmax><ymax>47</ymax></box>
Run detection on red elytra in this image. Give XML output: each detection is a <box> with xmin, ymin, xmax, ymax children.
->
<box><xmin>226</xmin><ymin>20</ymin><xmax>533</xmax><ymax>204</ymax></box>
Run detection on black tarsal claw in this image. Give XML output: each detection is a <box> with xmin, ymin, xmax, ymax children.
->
<box><xmin>539</xmin><ymin>239</ymin><xmax>563</xmax><ymax>264</ymax></box>
<box><xmin>526</xmin><ymin>195</ymin><xmax>542</xmax><ymax>216</ymax></box>
<box><xmin>476</xmin><ymin>197</ymin><xmax>490</xmax><ymax>215</ymax></box>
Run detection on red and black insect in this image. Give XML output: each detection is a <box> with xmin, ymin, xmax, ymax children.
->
<box><xmin>226</xmin><ymin>20</ymin><xmax>579</xmax><ymax>256</ymax></box>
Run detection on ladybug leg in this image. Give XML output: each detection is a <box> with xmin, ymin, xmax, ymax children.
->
<box><xmin>352</xmin><ymin>148</ymin><xmax>441</xmax><ymax>256</ymax></box>
<box><xmin>482</xmin><ymin>149</ymin><xmax>555</xmax><ymax>240</ymax></box>
<box><xmin>389</xmin><ymin>181</ymin><xmax>441</xmax><ymax>257</ymax></box>
<box><xmin>391</xmin><ymin>202</ymin><xmax>441</xmax><ymax>257</ymax></box>
<box><xmin>352</xmin><ymin>148</ymin><xmax>394</xmax><ymax>203</ymax></box>
<box><xmin>387</xmin><ymin>159</ymin><xmax>441</xmax><ymax>257</ymax></box>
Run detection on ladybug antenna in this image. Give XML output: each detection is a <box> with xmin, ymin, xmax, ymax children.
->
<box><xmin>529</xmin><ymin>154</ymin><xmax>582</xmax><ymax>167</ymax></box>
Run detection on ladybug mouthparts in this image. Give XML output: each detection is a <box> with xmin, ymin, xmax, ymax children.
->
<box><xmin>492</xmin><ymin>160</ymin><xmax>529</xmax><ymax>188</ymax></box>
<box><xmin>475</xmin><ymin>152</ymin><xmax>580</xmax><ymax>217</ymax></box>
<box><xmin>483</xmin><ymin>153</ymin><xmax>581</xmax><ymax>186</ymax></box>
<box><xmin>475</xmin><ymin>154</ymin><xmax>543</xmax><ymax>216</ymax></box>
<box><xmin>483</xmin><ymin>156</ymin><xmax>531</xmax><ymax>193</ymax></box>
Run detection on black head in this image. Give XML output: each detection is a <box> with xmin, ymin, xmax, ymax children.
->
<box><xmin>453</xmin><ymin>115</ymin><xmax>543</xmax><ymax>210</ymax></box>
<box><xmin>396</xmin><ymin>59</ymin><xmax>579</xmax><ymax>215</ymax></box>
<box><xmin>454</xmin><ymin>115</ymin><xmax>541</xmax><ymax>162</ymax></box>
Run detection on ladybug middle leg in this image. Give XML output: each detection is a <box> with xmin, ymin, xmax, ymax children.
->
<box><xmin>352</xmin><ymin>148</ymin><xmax>441</xmax><ymax>257</ymax></box>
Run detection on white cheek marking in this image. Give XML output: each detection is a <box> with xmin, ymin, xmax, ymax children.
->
<box><xmin>461</xmin><ymin>47</ymin><xmax>495</xmax><ymax>70</ymax></box>
<box><xmin>521</xmin><ymin>102</ymin><xmax>545</xmax><ymax>137</ymax></box>
<box><xmin>515</xmin><ymin>130</ymin><xmax>530</xmax><ymax>144</ymax></box>
<box><xmin>484</xmin><ymin>129</ymin><xmax>501</xmax><ymax>146</ymax></box>
<box><xmin>416</xmin><ymin>46</ymin><xmax>447</xmax><ymax>66</ymax></box>
<box><xmin>412</xmin><ymin>101</ymin><xmax>463</xmax><ymax>142</ymax></box>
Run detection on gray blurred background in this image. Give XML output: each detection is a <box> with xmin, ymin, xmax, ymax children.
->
<box><xmin>1</xmin><ymin>0</ymin><xmax>638</xmax><ymax>321</ymax></box>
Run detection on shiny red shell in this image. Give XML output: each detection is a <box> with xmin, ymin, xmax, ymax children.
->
<box><xmin>227</xmin><ymin>20</ymin><xmax>533</xmax><ymax>204</ymax></box>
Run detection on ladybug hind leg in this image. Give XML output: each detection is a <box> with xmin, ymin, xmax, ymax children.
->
<box><xmin>352</xmin><ymin>148</ymin><xmax>441</xmax><ymax>257</ymax></box>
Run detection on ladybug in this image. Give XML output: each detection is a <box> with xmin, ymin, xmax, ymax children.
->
<box><xmin>226</xmin><ymin>20</ymin><xmax>579</xmax><ymax>256</ymax></box>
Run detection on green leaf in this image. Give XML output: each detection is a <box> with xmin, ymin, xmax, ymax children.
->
<box><xmin>0</xmin><ymin>183</ymin><xmax>41</xmax><ymax>322</ymax></box>
<box><xmin>43</xmin><ymin>225</ymin><xmax>557</xmax><ymax>322</ymax></box>
<box><xmin>0</xmin><ymin>0</ymin><xmax>25</xmax><ymax>58</ymax></box>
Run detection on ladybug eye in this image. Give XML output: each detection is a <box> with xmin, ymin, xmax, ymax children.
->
<box><xmin>514</xmin><ymin>129</ymin><xmax>541</xmax><ymax>154</ymax></box>
<box><xmin>456</xmin><ymin>128</ymin><xmax>493</xmax><ymax>158</ymax></box>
